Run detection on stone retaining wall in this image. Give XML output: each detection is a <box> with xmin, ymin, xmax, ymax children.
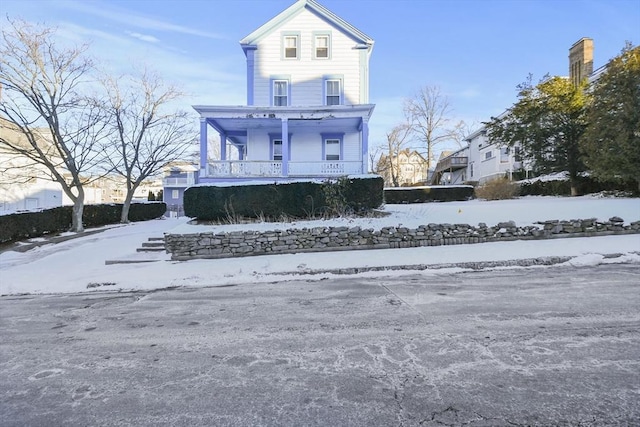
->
<box><xmin>165</xmin><ymin>217</ymin><xmax>640</xmax><ymax>261</ymax></box>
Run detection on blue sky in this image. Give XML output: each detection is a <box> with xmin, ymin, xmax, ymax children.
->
<box><xmin>2</xmin><ymin>0</ymin><xmax>639</xmax><ymax>155</ymax></box>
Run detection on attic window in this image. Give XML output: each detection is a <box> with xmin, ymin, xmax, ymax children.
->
<box><xmin>315</xmin><ymin>34</ymin><xmax>329</xmax><ymax>59</ymax></box>
<box><xmin>283</xmin><ymin>35</ymin><xmax>298</xmax><ymax>59</ymax></box>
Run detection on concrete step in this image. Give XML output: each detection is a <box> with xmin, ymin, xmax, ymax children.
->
<box><xmin>148</xmin><ymin>237</ymin><xmax>165</xmax><ymax>242</ymax></box>
<box><xmin>141</xmin><ymin>241</ymin><xmax>165</xmax><ymax>248</ymax></box>
<box><xmin>137</xmin><ymin>247</ymin><xmax>165</xmax><ymax>252</ymax></box>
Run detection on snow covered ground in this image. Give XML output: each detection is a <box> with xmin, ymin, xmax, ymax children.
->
<box><xmin>1</xmin><ymin>195</ymin><xmax>639</xmax><ymax>296</ymax></box>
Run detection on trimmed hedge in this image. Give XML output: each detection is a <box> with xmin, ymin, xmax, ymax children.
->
<box><xmin>518</xmin><ymin>176</ymin><xmax>639</xmax><ymax>196</ymax></box>
<box><xmin>384</xmin><ymin>185</ymin><xmax>475</xmax><ymax>204</ymax></box>
<box><xmin>0</xmin><ymin>202</ymin><xmax>166</xmax><ymax>244</ymax></box>
<box><xmin>184</xmin><ymin>176</ymin><xmax>384</xmax><ymax>221</ymax></box>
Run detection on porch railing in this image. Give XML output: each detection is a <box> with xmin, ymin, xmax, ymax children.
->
<box><xmin>206</xmin><ymin>161</ymin><xmax>363</xmax><ymax>178</ymax></box>
<box><xmin>163</xmin><ymin>177</ymin><xmax>195</xmax><ymax>186</ymax></box>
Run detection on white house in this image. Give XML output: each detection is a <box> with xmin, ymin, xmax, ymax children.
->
<box><xmin>377</xmin><ymin>149</ymin><xmax>429</xmax><ymax>187</ymax></box>
<box><xmin>194</xmin><ymin>0</ymin><xmax>375</xmax><ymax>183</ymax></box>
<box><xmin>0</xmin><ymin>118</ymin><xmax>64</xmax><ymax>214</ymax></box>
<box><xmin>162</xmin><ymin>161</ymin><xmax>199</xmax><ymax>216</ymax></box>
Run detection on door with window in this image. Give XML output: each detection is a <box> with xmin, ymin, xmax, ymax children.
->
<box><xmin>273</xmin><ymin>139</ymin><xmax>283</xmax><ymax>161</ymax></box>
<box><xmin>325</xmin><ymin>139</ymin><xmax>340</xmax><ymax>161</ymax></box>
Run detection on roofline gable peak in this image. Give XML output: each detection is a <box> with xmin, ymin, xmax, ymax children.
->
<box><xmin>240</xmin><ymin>0</ymin><xmax>373</xmax><ymax>55</ymax></box>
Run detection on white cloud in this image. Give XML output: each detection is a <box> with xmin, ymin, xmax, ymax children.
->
<box><xmin>56</xmin><ymin>0</ymin><xmax>227</xmax><ymax>40</ymax></box>
<box><xmin>126</xmin><ymin>31</ymin><xmax>159</xmax><ymax>44</ymax></box>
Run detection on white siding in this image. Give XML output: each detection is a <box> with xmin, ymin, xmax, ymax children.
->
<box><xmin>243</xmin><ymin>129</ymin><xmax>361</xmax><ymax>162</ymax></box>
<box><xmin>252</xmin><ymin>9</ymin><xmax>364</xmax><ymax>106</ymax></box>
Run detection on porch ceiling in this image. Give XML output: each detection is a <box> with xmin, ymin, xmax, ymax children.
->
<box><xmin>205</xmin><ymin>116</ymin><xmax>363</xmax><ymax>146</ymax></box>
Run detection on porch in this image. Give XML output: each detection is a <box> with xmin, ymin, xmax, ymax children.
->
<box><xmin>193</xmin><ymin>104</ymin><xmax>375</xmax><ymax>179</ymax></box>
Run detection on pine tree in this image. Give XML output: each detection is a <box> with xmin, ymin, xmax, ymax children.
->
<box><xmin>582</xmin><ymin>44</ymin><xmax>640</xmax><ymax>192</ymax></box>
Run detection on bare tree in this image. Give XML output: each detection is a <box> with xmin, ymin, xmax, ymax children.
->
<box><xmin>100</xmin><ymin>69</ymin><xmax>197</xmax><ymax>223</ymax></box>
<box><xmin>404</xmin><ymin>85</ymin><xmax>455</xmax><ymax>171</ymax></box>
<box><xmin>449</xmin><ymin>120</ymin><xmax>477</xmax><ymax>149</ymax></box>
<box><xmin>377</xmin><ymin>123</ymin><xmax>412</xmax><ymax>187</ymax></box>
<box><xmin>0</xmin><ymin>19</ymin><xmax>108</xmax><ymax>232</ymax></box>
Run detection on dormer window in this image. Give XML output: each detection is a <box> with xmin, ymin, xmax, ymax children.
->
<box><xmin>283</xmin><ymin>34</ymin><xmax>299</xmax><ymax>59</ymax></box>
<box><xmin>315</xmin><ymin>34</ymin><xmax>330</xmax><ymax>59</ymax></box>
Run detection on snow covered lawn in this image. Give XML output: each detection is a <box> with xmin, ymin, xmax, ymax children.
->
<box><xmin>1</xmin><ymin>195</ymin><xmax>639</xmax><ymax>296</ymax></box>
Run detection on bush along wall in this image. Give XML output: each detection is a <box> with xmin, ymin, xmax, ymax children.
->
<box><xmin>0</xmin><ymin>202</ymin><xmax>166</xmax><ymax>244</ymax></box>
<box><xmin>384</xmin><ymin>185</ymin><xmax>474</xmax><ymax>204</ymax></box>
<box><xmin>165</xmin><ymin>217</ymin><xmax>640</xmax><ymax>261</ymax></box>
<box><xmin>518</xmin><ymin>176</ymin><xmax>639</xmax><ymax>196</ymax></box>
<box><xmin>184</xmin><ymin>176</ymin><xmax>384</xmax><ymax>221</ymax></box>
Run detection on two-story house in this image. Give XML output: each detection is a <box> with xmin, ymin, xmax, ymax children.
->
<box><xmin>194</xmin><ymin>0</ymin><xmax>375</xmax><ymax>183</ymax></box>
<box><xmin>377</xmin><ymin>149</ymin><xmax>429</xmax><ymax>187</ymax></box>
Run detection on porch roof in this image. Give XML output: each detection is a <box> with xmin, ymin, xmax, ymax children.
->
<box><xmin>193</xmin><ymin>104</ymin><xmax>375</xmax><ymax>146</ymax></box>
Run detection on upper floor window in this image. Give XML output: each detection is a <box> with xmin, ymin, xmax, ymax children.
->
<box><xmin>485</xmin><ymin>151</ymin><xmax>493</xmax><ymax>160</ymax></box>
<box><xmin>315</xmin><ymin>34</ymin><xmax>330</xmax><ymax>59</ymax></box>
<box><xmin>326</xmin><ymin>79</ymin><xmax>341</xmax><ymax>105</ymax></box>
<box><xmin>283</xmin><ymin>35</ymin><xmax>299</xmax><ymax>59</ymax></box>
<box><xmin>273</xmin><ymin>80</ymin><xmax>288</xmax><ymax>106</ymax></box>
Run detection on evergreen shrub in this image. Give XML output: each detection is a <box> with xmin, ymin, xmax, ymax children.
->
<box><xmin>0</xmin><ymin>202</ymin><xmax>166</xmax><ymax>244</ymax></box>
<box><xmin>518</xmin><ymin>176</ymin><xmax>638</xmax><ymax>196</ymax></box>
<box><xmin>183</xmin><ymin>176</ymin><xmax>383</xmax><ymax>221</ymax></box>
<box><xmin>384</xmin><ymin>185</ymin><xmax>474</xmax><ymax>204</ymax></box>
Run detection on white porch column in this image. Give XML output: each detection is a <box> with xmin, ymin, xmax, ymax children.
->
<box><xmin>199</xmin><ymin>118</ymin><xmax>208</xmax><ymax>176</ymax></box>
<box><xmin>361</xmin><ymin>118</ymin><xmax>369</xmax><ymax>173</ymax></box>
<box><xmin>281</xmin><ymin>118</ymin><xmax>289</xmax><ymax>177</ymax></box>
<box><xmin>219</xmin><ymin>131</ymin><xmax>227</xmax><ymax>161</ymax></box>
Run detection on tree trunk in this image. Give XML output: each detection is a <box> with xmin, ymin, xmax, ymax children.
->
<box><xmin>120</xmin><ymin>190</ymin><xmax>135</xmax><ymax>224</ymax></box>
<box><xmin>569</xmin><ymin>174</ymin><xmax>580</xmax><ymax>197</ymax></box>
<box><xmin>71</xmin><ymin>196</ymin><xmax>84</xmax><ymax>233</ymax></box>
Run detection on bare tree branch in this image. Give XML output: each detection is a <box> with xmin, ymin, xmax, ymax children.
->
<box><xmin>404</xmin><ymin>85</ymin><xmax>455</xmax><ymax>171</ymax></box>
<box><xmin>98</xmin><ymin>68</ymin><xmax>197</xmax><ymax>223</ymax></box>
<box><xmin>0</xmin><ymin>18</ymin><xmax>108</xmax><ymax>231</ymax></box>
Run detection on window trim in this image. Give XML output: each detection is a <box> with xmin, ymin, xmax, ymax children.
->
<box><xmin>322</xmin><ymin>74</ymin><xmax>343</xmax><ymax>106</ymax></box>
<box><xmin>270</xmin><ymin>75</ymin><xmax>291</xmax><ymax>106</ymax></box>
<box><xmin>171</xmin><ymin>189</ymin><xmax>179</xmax><ymax>200</ymax></box>
<box><xmin>269</xmin><ymin>133</ymin><xmax>292</xmax><ymax>161</ymax></box>
<box><xmin>313</xmin><ymin>32</ymin><xmax>331</xmax><ymax>60</ymax></box>
<box><xmin>321</xmin><ymin>132</ymin><xmax>344</xmax><ymax>161</ymax></box>
<box><xmin>281</xmin><ymin>32</ymin><xmax>300</xmax><ymax>60</ymax></box>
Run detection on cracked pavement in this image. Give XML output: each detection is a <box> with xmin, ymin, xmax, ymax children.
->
<box><xmin>1</xmin><ymin>264</ymin><xmax>639</xmax><ymax>426</ymax></box>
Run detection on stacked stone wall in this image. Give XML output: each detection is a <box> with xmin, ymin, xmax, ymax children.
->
<box><xmin>164</xmin><ymin>217</ymin><xmax>640</xmax><ymax>261</ymax></box>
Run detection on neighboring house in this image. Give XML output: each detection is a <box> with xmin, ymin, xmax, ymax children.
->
<box><xmin>162</xmin><ymin>162</ymin><xmax>199</xmax><ymax>216</ymax></box>
<box><xmin>0</xmin><ymin>117</ymin><xmax>64</xmax><ymax>214</ymax></box>
<box><xmin>432</xmin><ymin>37</ymin><xmax>603</xmax><ymax>186</ymax></box>
<box><xmin>377</xmin><ymin>149</ymin><xmax>429</xmax><ymax>187</ymax></box>
<box><xmin>465</xmin><ymin>128</ymin><xmax>525</xmax><ymax>184</ymax></box>
<box><xmin>431</xmin><ymin>148</ymin><xmax>469</xmax><ymax>185</ymax></box>
<box><xmin>194</xmin><ymin>0</ymin><xmax>375</xmax><ymax>183</ymax></box>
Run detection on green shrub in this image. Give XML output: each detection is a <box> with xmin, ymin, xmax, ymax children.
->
<box><xmin>184</xmin><ymin>176</ymin><xmax>384</xmax><ymax>221</ymax></box>
<box><xmin>518</xmin><ymin>175</ymin><xmax>638</xmax><ymax>196</ymax></box>
<box><xmin>475</xmin><ymin>178</ymin><xmax>519</xmax><ymax>200</ymax></box>
<box><xmin>0</xmin><ymin>202</ymin><xmax>166</xmax><ymax>244</ymax></box>
<box><xmin>384</xmin><ymin>185</ymin><xmax>474</xmax><ymax>204</ymax></box>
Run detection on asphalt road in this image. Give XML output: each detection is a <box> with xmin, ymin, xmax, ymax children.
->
<box><xmin>1</xmin><ymin>264</ymin><xmax>639</xmax><ymax>426</ymax></box>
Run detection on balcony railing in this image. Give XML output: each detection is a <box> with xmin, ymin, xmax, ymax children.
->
<box><xmin>207</xmin><ymin>161</ymin><xmax>363</xmax><ymax>178</ymax></box>
<box><xmin>163</xmin><ymin>177</ymin><xmax>195</xmax><ymax>186</ymax></box>
<box><xmin>434</xmin><ymin>156</ymin><xmax>468</xmax><ymax>173</ymax></box>
<box><xmin>288</xmin><ymin>161</ymin><xmax>362</xmax><ymax>176</ymax></box>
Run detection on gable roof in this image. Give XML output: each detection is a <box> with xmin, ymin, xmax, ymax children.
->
<box><xmin>240</xmin><ymin>0</ymin><xmax>374</xmax><ymax>54</ymax></box>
